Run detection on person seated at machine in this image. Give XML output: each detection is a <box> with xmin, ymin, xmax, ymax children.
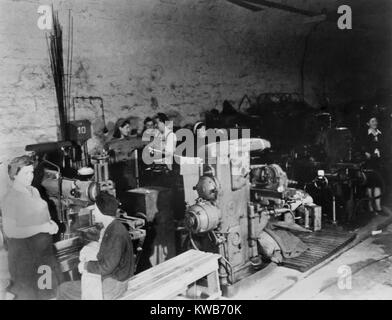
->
<box><xmin>148</xmin><ymin>113</ymin><xmax>177</xmax><ymax>170</ymax></box>
<box><xmin>57</xmin><ymin>192</ymin><xmax>134</xmax><ymax>300</ymax></box>
<box><xmin>112</xmin><ymin>118</ymin><xmax>131</xmax><ymax>140</ymax></box>
<box><xmin>361</xmin><ymin>116</ymin><xmax>387</xmax><ymax>216</ymax></box>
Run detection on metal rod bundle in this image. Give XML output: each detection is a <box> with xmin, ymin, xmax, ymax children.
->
<box><xmin>66</xmin><ymin>9</ymin><xmax>74</xmax><ymax>126</ymax></box>
<box><xmin>46</xmin><ymin>7</ymin><xmax>74</xmax><ymax>141</ymax></box>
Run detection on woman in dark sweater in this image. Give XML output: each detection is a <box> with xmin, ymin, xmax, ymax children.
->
<box><xmin>57</xmin><ymin>192</ymin><xmax>134</xmax><ymax>300</ymax></box>
<box><xmin>362</xmin><ymin>116</ymin><xmax>386</xmax><ymax>215</ymax></box>
<box><xmin>112</xmin><ymin>119</ymin><xmax>131</xmax><ymax>140</ymax></box>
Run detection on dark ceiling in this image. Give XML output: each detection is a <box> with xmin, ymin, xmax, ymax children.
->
<box><xmin>226</xmin><ymin>0</ymin><xmax>392</xmax><ymax>37</ymax></box>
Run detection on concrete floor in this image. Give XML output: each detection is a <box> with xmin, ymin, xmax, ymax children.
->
<box><xmin>229</xmin><ymin>206</ymin><xmax>392</xmax><ymax>300</ymax></box>
<box><xmin>278</xmin><ymin>224</ymin><xmax>392</xmax><ymax>300</ymax></box>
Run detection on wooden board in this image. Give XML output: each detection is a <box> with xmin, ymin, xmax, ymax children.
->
<box><xmin>121</xmin><ymin>249</ymin><xmax>221</xmax><ymax>300</ymax></box>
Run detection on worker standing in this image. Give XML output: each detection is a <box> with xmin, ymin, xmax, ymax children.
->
<box><xmin>2</xmin><ymin>156</ymin><xmax>62</xmax><ymax>299</ymax></box>
<box><xmin>149</xmin><ymin>113</ymin><xmax>178</xmax><ymax>170</ymax></box>
<box><xmin>362</xmin><ymin>116</ymin><xmax>387</xmax><ymax>216</ymax></box>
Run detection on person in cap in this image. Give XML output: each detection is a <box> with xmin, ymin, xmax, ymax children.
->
<box><xmin>2</xmin><ymin>155</ymin><xmax>62</xmax><ymax>299</ymax></box>
<box><xmin>57</xmin><ymin>192</ymin><xmax>134</xmax><ymax>300</ymax></box>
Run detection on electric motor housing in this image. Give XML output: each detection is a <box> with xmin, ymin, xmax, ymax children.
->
<box><xmin>184</xmin><ymin>200</ymin><xmax>221</xmax><ymax>234</ymax></box>
<box><xmin>42</xmin><ymin>177</ymin><xmax>99</xmax><ymax>203</ymax></box>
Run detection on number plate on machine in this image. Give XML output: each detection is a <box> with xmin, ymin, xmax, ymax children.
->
<box><xmin>68</xmin><ymin>120</ymin><xmax>92</xmax><ymax>142</ymax></box>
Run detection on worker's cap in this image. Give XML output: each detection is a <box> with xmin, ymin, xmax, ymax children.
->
<box><xmin>95</xmin><ymin>192</ymin><xmax>119</xmax><ymax>216</ymax></box>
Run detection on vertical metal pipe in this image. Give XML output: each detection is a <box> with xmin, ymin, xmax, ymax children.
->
<box><xmin>218</xmin><ymin>243</ymin><xmax>229</xmax><ymax>286</ymax></box>
<box><xmin>247</xmin><ymin>203</ymin><xmax>258</xmax><ymax>258</ymax></box>
<box><xmin>304</xmin><ymin>207</ymin><xmax>310</xmax><ymax>229</ymax></box>
<box><xmin>97</xmin><ymin>164</ymin><xmax>102</xmax><ymax>182</ymax></box>
<box><xmin>134</xmin><ymin>149</ymin><xmax>139</xmax><ymax>188</ymax></box>
<box><xmin>332</xmin><ymin>195</ymin><xmax>337</xmax><ymax>224</ymax></box>
<box><xmin>94</xmin><ymin>163</ymin><xmax>98</xmax><ymax>182</ymax></box>
<box><xmin>103</xmin><ymin>160</ymin><xmax>109</xmax><ymax>182</ymax></box>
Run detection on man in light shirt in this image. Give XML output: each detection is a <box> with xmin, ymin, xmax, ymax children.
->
<box><xmin>149</xmin><ymin>113</ymin><xmax>177</xmax><ymax>170</ymax></box>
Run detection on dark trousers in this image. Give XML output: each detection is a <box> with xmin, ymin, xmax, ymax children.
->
<box><xmin>7</xmin><ymin>233</ymin><xmax>63</xmax><ymax>300</ymax></box>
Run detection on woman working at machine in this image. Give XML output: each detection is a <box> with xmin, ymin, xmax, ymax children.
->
<box><xmin>362</xmin><ymin>116</ymin><xmax>387</xmax><ymax>216</ymax></box>
<box><xmin>112</xmin><ymin>118</ymin><xmax>131</xmax><ymax>140</ymax></box>
<box><xmin>1</xmin><ymin>155</ymin><xmax>63</xmax><ymax>299</ymax></box>
<box><xmin>106</xmin><ymin>117</ymin><xmax>141</xmax><ymax>192</ymax></box>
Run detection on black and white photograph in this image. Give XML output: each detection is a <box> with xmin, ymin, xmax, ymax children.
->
<box><xmin>0</xmin><ymin>0</ymin><xmax>392</xmax><ymax>305</ymax></box>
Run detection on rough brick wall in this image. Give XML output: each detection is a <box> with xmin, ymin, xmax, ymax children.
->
<box><xmin>0</xmin><ymin>0</ymin><xmax>311</xmax><ymax>192</ymax></box>
<box><xmin>0</xmin><ymin>0</ymin><xmax>389</xmax><ymax>196</ymax></box>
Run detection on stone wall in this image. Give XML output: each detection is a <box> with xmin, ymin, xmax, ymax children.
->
<box><xmin>0</xmin><ymin>0</ymin><xmax>390</xmax><ymax>196</ymax></box>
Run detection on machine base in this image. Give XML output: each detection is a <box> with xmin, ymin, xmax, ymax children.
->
<box><xmin>221</xmin><ymin>261</ymin><xmax>271</xmax><ymax>298</ymax></box>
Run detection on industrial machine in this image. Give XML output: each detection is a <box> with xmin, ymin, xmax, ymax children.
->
<box><xmin>27</xmin><ymin>141</ymin><xmax>146</xmax><ymax>279</ymax></box>
<box><xmin>181</xmin><ymin>138</ymin><xmax>316</xmax><ymax>295</ymax></box>
<box><xmin>287</xmin><ymin>117</ymin><xmax>384</xmax><ymax>224</ymax></box>
<box><xmin>121</xmin><ymin>186</ymin><xmax>176</xmax><ymax>272</ymax></box>
<box><xmin>42</xmin><ymin>159</ymin><xmax>145</xmax><ymax>278</ymax></box>
<box><xmin>304</xmin><ymin>162</ymin><xmax>381</xmax><ymax>223</ymax></box>
<box><xmin>39</xmin><ymin>150</ymin><xmax>116</xmax><ymax>238</ymax></box>
<box><xmin>105</xmin><ymin>137</ymin><xmax>149</xmax><ymax>192</ymax></box>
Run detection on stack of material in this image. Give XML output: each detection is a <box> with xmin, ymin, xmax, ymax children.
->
<box><xmin>46</xmin><ymin>8</ymin><xmax>73</xmax><ymax>140</ymax></box>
